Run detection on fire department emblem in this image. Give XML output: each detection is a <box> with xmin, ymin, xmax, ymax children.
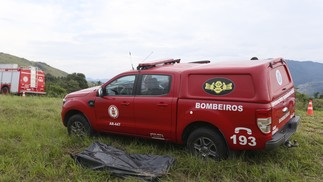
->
<box><xmin>23</xmin><ymin>76</ymin><xmax>29</xmax><ymax>83</ymax></box>
<box><xmin>276</xmin><ymin>70</ymin><xmax>283</xmax><ymax>86</ymax></box>
<box><xmin>108</xmin><ymin>105</ymin><xmax>119</xmax><ymax>119</ymax></box>
<box><xmin>204</xmin><ymin>78</ymin><xmax>234</xmax><ymax>95</ymax></box>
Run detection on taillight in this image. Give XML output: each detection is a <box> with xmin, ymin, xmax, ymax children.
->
<box><xmin>256</xmin><ymin>109</ymin><xmax>272</xmax><ymax>134</ymax></box>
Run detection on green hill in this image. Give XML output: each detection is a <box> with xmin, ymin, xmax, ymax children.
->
<box><xmin>286</xmin><ymin>60</ymin><xmax>323</xmax><ymax>86</ymax></box>
<box><xmin>296</xmin><ymin>81</ymin><xmax>323</xmax><ymax>97</ymax></box>
<box><xmin>0</xmin><ymin>52</ymin><xmax>68</xmax><ymax>77</ymax></box>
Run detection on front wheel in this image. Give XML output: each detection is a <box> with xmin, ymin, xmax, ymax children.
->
<box><xmin>187</xmin><ymin>127</ymin><xmax>228</xmax><ymax>160</ymax></box>
<box><xmin>67</xmin><ymin>114</ymin><xmax>93</xmax><ymax>137</ymax></box>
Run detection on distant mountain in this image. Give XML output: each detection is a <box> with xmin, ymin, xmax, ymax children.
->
<box><xmin>0</xmin><ymin>52</ymin><xmax>68</xmax><ymax>77</ymax></box>
<box><xmin>286</xmin><ymin>60</ymin><xmax>323</xmax><ymax>96</ymax></box>
<box><xmin>296</xmin><ymin>81</ymin><xmax>323</xmax><ymax>96</ymax></box>
<box><xmin>286</xmin><ymin>60</ymin><xmax>323</xmax><ymax>85</ymax></box>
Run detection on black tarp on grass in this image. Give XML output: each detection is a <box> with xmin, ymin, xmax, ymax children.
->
<box><xmin>71</xmin><ymin>141</ymin><xmax>175</xmax><ymax>181</ymax></box>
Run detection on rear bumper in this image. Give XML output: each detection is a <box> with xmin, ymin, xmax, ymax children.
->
<box><xmin>265</xmin><ymin>115</ymin><xmax>300</xmax><ymax>150</ymax></box>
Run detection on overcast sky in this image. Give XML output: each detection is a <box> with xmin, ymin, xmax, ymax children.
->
<box><xmin>1</xmin><ymin>0</ymin><xmax>322</xmax><ymax>79</ymax></box>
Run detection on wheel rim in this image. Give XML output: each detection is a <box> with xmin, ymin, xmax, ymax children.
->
<box><xmin>70</xmin><ymin>121</ymin><xmax>87</xmax><ymax>137</ymax></box>
<box><xmin>193</xmin><ymin>137</ymin><xmax>218</xmax><ymax>159</ymax></box>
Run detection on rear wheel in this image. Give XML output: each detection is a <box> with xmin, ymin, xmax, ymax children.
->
<box><xmin>67</xmin><ymin>114</ymin><xmax>93</xmax><ymax>137</ymax></box>
<box><xmin>1</xmin><ymin>86</ymin><xmax>10</xmax><ymax>95</ymax></box>
<box><xmin>187</xmin><ymin>127</ymin><xmax>228</xmax><ymax>160</ymax></box>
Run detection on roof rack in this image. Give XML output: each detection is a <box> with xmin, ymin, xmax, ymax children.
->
<box><xmin>137</xmin><ymin>59</ymin><xmax>181</xmax><ymax>70</ymax></box>
<box><xmin>189</xmin><ymin>60</ymin><xmax>210</xmax><ymax>64</ymax></box>
<box><xmin>268</xmin><ymin>58</ymin><xmax>285</xmax><ymax>68</ymax></box>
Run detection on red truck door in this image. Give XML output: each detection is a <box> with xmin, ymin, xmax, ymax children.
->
<box><xmin>95</xmin><ymin>75</ymin><xmax>137</xmax><ymax>134</ymax></box>
<box><xmin>134</xmin><ymin>74</ymin><xmax>175</xmax><ymax>140</ymax></box>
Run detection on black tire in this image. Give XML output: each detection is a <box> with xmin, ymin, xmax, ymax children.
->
<box><xmin>1</xmin><ymin>87</ymin><xmax>10</xmax><ymax>95</ymax></box>
<box><xmin>67</xmin><ymin>114</ymin><xmax>93</xmax><ymax>137</ymax></box>
<box><xmin>187</xmin><ymin>127</ymin><xmax>228</xmax><ymax>160</ymax></box>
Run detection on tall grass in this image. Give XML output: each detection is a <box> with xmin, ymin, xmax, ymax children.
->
<box><xmin>0</xmin><ymin>95</ymin><xmax>322</xmax><ymax>181</ymax></box>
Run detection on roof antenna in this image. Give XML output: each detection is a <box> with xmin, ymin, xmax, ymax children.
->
<box><xmin>129</xmin><ymin>52</ymin><xmax>134</xmax><ymax>70</ymax></box>
<box><xmin>143</xmin><ymin>51</ymin><xmax>154</xmax><ymax>61</ymax></box>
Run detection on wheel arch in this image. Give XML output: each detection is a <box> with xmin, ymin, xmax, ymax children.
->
<box><xmin>63</xmin><ymin>110</ymin><xmax>89</xmax><ymax>127</ymax></box>
<box><xmin>1</xmin><ymin>85</ymin><xmax>10</xmax><ymax>94</ymax></box>
<box><xmin>182</xmin><ymin>121</ymin><xmax>227</xmax><ymax>146</ymax></box>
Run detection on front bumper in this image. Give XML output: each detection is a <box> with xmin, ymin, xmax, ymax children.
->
<box><xmin>265</xmin><ymin>115</ymin><xmax>300</xmax><ymax>150</ymax></box>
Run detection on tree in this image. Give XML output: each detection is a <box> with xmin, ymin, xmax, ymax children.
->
<box><xmin>65</xmin><ymin>79</ymin><xmax>80</xmax><ymax>93</ymax></box>
<box><xmin>45</xmin><ymin>72</ymin><xmax>89</xmax><ymax>97</ymax></box>
<box><xmin>314</xmin><ymin>92</ymin><xmax>320</xmax><ymax>99</ymax></box>
<box><xmin>45</xmin><ymin>73</ymin><xmax>57</xmax><ymax>83</ymax></box>
<box><xmin>46</xmin><ymin>83</ymin><xmax>66</xmax><ymax>97</ymax></box>
<box><xmin>66</xmin><ymin>73</ymin><xmax>88</xmax><ymax>89</ymax></box>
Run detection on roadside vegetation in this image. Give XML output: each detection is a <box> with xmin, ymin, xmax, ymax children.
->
<box><xmin>0</xmin><ymin>95</ymin><xmax>322</xmax><ymax>181</ymax></box>
<box><xmin>296</xmin><ymin>91</ymin><xmax>323</xmax><ymax>111</ymax></box>
<box><xmin>45</xmin><ymin>73</ymin><xmax>89</xmax><ymax>98</ymax></box>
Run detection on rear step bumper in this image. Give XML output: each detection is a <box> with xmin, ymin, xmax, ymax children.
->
<box><xmin>265</xmin><ymin>116</ymin><xmax>300</xmax><ymax>150</ymax></box>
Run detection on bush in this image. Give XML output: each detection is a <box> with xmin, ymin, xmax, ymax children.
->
<box><xmin>296</xmin><ymin>91</ymin><xmax>309</xmax><ymax>111</ymax></box>
<box><xmin>296</xmin><ymin>91</ymin><xmax>323</xmax><ymax>111</ymax></box>
<box><xmin>45</xmin><ymin>73</ymin><xmax>88</xmax><ymax>97</ymax></box>
<box><xmin>46</xmin><ymin>83</ymin><xmax>67</xmax><ymax>98</ymax></box>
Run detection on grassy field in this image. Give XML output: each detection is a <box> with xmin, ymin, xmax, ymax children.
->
<box><xmin>0</xmin><ymin>96</ymin><xmax>322</xmax><ymax>181</ymax></box>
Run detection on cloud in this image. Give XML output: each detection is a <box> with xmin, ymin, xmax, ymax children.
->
<box><xmin>0</xmin><ymin>0</ymin><xmax>323</xmax><ymax>79</ymax></box>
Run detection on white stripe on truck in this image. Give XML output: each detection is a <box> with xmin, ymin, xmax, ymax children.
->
<box><xmin>271</xmin><ymin>88</ymin><xmax>295</xmax><ymax>107</ymax></box>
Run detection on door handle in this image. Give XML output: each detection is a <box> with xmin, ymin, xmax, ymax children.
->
<box><xmin>157</xmin><ymin>102</ymin><xmax>168</xmax><ymax>107</ymax></box>
<box><xmin>282</xmin><ymin>107</ymin><xmax>288</xmax><ymax>113</ymax></box>
<box><xmin>121</xmin><ymin>102</ymin><xmax>130</xmax><ymax>106</ymax></box>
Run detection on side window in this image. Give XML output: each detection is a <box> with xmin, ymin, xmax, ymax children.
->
<box><xmin>105</xmin><ymin>75</ymin><xmax>136</xmax><ymax>96</ymax></box>
<box><xmin>140</xmin><ymin>75</ymin><xmax>171</xmax><ymax>95</ymax></box>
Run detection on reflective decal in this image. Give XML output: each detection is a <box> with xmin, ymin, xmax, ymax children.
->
<box><xmin>279</xmin><ymin>111</ymin><xmax>290</xmax><ymax>123</ymax></box>
<box><xmin>195</xmin><ymin>102</ymin><xmax>243</xmax><ymax>112</ymax></box>
<box><xmin>230</xmin><ymin>127</ymin><xmax>257</xmax><ymax>146</ymax></box>
<box><xmin>204</xmin><ymin>78</ymin><xmax>234</xmax><ymax>95</ymax></box>
<box><xmin>108</xmin><ymin>105</ymin><xmax>119</xmax><ymax>119</ymax></box>
<box><xmin>272</xmin><ymin>125</ymin><xmax>278</xmax><ymax>135</ymax></box>
<box><xmin>271</xmin><ymin>88</ymin><xmax>294</xmax><ymax>107</ymax></box>
<box><xmin>276</xmin><ymin>70</ymin><xmax>283</xmax><ymax>86</ymax></box>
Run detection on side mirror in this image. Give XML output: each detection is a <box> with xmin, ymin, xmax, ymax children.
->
<box><xmin>98</xmin><ymin>87</ymin><xmax>104</xmax><ymax>97</ymax></box>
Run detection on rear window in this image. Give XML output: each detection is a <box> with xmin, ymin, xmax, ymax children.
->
<box><xmin>139</xmin><ymin>74</ymin><xmax>171</xmax><ymax>95</ymax></box>
<box><xmin>270</xmin><ymin>65</ymin><xmax>292</xmax><ymax>94</ymax></box>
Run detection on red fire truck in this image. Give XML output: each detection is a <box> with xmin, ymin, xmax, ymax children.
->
<box><xmin>0</xmin><ymin>64</ymin><xmax>46</xmax><ymax>95</ymax></box>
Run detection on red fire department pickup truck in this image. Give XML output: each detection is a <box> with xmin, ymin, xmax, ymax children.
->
<box><xmin>61</xmin><ymin>58</ymin><xmax>300</xmax><ymax>159</ymax></box>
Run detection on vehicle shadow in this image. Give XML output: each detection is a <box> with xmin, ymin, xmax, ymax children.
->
<box><xmin>76</xmin><ymin>132</ymin><xmax>296</xmax><ymax>164</ymax></box>
<box><xmin>92</xmin><ymin>133</ymin><xmax>185</xmax><ymax>155</ymax></box>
